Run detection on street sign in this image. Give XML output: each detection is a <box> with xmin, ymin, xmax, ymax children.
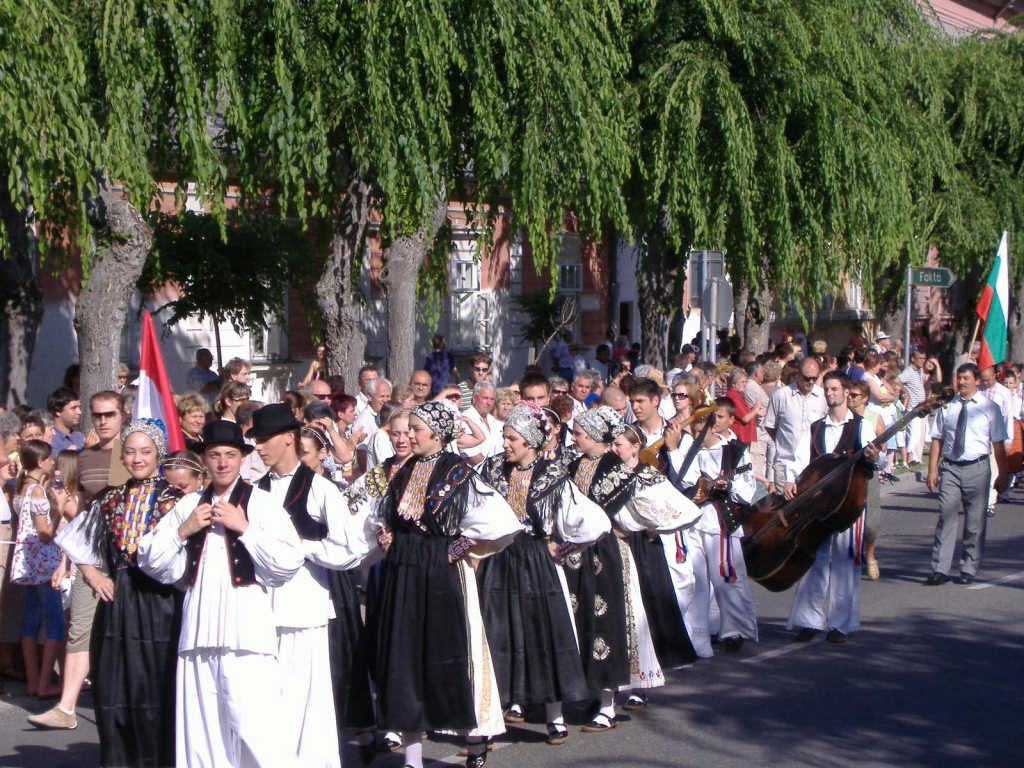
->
<box><xmin>910</xmin><ymin>267</ymin><xmax>954</xmax><ymax>287</ymax></box>
<box><xmin>701</xmin><ymin>276</ymin><xmax>733</xmax><ymax>329</ymax></box>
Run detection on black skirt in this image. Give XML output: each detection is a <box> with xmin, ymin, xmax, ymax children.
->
<box><xmin>326</xmin><ymin>567</ymin><xmax>375</xmax><ymax>732</ymax></box>
<box><xmin>90</xmin><ymin>565</ymin><xmax>182</xmax><ymax>768</ymax></box>
<box><xmin>560</xmin><ymin>532</ymin><xmax>630</xmax><ymax>691</ymax></box>
<box><xmin>366</xmin><ymin>530</ymin><xmax>475</xmax><ymax>732</ymax></box>
<box><xmin>477</xmin><ymin>534</ymin><xmax>588</xmax><ymax>707</ymax></box>
<box><xmin>627</xmin><ymin>531</ymin><xmax>697</xmax><ymax>669</ymax></box>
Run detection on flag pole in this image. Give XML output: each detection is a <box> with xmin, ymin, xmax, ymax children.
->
<box><xmin>968</xmin><ymin>316</ymin><xmax>981</xmax><ymax>357</ymax></box>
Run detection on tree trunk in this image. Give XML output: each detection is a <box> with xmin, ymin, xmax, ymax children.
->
<box><xmin>736</xmin><ymin>276</ymin><xmax>773</xmax><ymax>354</ymax></box>
<box><xmin>1008</xmin><ymin>274</ymin><xmax>1024</xmax><ymax>365</ymax></box>
<box><xmin>315</xmin><ymin>178</ymin><xmax>371</xmax><ymax>394</ymax></box>
<box><xmin>379</xmin><ymin>188</ymin><xmax>448</xmax><ymax>387</ymax></box>
<box><xmin>637</xmin><ymin>209</ymin><xmax>679</xmax><ymax>370</ymax></box>
<box><xmin>75</xmin><ymin>182</ymin><xmax>153</xmax><ymax>433</ymax></box>
<box><xmin>0</xmin><ymin>173</ymin><xmax>44</xmax><ymax>408</ymax></box>
<box><xmin>637</xmin><ymin>267</ymin><xmax>673</xmax><ymax>371</ymax></box>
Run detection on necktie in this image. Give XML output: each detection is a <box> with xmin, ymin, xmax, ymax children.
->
<box><xmin>952</xmin><ymin>398</ymin><xmax>969</xmax><ymax>458</ymax></box>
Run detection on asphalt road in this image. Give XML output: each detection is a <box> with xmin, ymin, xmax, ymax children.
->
<box><xmin>2</xmin><ymin>470</ymin><xmax>1022</xmax><ymax>768</ymax></box>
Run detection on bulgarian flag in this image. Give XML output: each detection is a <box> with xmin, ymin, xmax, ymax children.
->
<box><xmin>975</xmin><ymin>231</ymin><xmax>1009</xmax><ymax>371</ymax></box>
<box><xmin>133</xmin><ymin>311</ymin><xmax>185</xmax><ymax>451</ymax></box>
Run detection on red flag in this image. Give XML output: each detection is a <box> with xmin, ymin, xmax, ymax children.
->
<box><xmin>133</xmin><ymin>311</ymin><xmax>184</xmax><ymax>451</ymax></box>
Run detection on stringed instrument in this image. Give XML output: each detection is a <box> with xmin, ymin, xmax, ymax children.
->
<box><xmin>639</xmin><ymin>404</ymin><xmax>715</xmax><ymax>468</ymax></box>
<box><xmin>740</xmin><ymin>388</ymin><xmax>954</xmax><ymax>592</ymax></box>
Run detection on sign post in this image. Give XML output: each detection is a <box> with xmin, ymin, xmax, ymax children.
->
<box><xmin>701</xmin><ymin>276</ymin><xmax>733</xmax><ymax>366</ymax></box>
<box><xmin>905</xmin><ymin>265</ymin><xmax>955</xmax><ymax>363</ymax></box>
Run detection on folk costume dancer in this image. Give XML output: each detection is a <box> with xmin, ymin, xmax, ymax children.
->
<box><xmin>477</xmin><ymin>403</ymin><xmax>610</xmax><ymax>746</ymax></box>
<box><xmin>565</xmin><ymin>406</ymin><xmax>666</xmax><ymax>732</ymax></box>
<box><xmin>611</xmin><ymin>422</ymin><xmax>702</xmax><ymax>686</ymax></box>
<box><xmin>691</xmin><ymin>399</ymin><xmax>759</xmax><ymax>652</ymax></box>
<box><xmin>138</xmin><ymin>420</ymin><xmax>305</xmax><ymax>768</ymax></box>
<box><xmin>248</xmin><ymin>404</ymin><xmax>372</xmax><ymax>768</ymax></box>
<box><xmin>662</xmin><ymin>413</ymin><xmax>714</xmax><ymax>658</ymax></box>
<box><xmin>367</xmin><ymin>401</ymin><xmax>520</xmax><ymax>768</ymax></box>
<box><xmin>785</xmin><ymin>372</ymin><xmax>878</xmax><ymax>643</ymax></box>
<box><xmin>55</xmin><ymin>420</ymin><xmax>183</xmax><ymax>767</ymax></box>
<box><xmin>338</xmin><ymin>410</ymin><xmax>414</xmax><ymax>756</ymax></box>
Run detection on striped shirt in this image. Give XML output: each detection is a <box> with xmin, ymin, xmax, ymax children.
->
<box><xmin>898</xmin><ymin>365</ymin><xmax>926</xmax><ymax>409</ymax></box>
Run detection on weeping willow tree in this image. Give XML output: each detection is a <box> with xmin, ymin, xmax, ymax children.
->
<box><xmin>225</xmin><ymin>0</ymin><xmax>632</xmax><ymax>387</ymax></box>
<box><xmin>626</xmin><ymin>0</ymin><xmax>955</xmax><ymax>361</ymax></box>
<box><xmin>931</xmin><ymin>29</ymin><xmax>1024</xmax><ymax>361</ymax></box>
<box><xmin>0</xmin><ymin>1</ymin><xmax>244</xmax><ymax>413</ymax></box>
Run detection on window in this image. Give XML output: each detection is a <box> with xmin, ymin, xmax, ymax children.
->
<box><xmin>558</xmin><ymin>263</ymin><xmax>582</xmax><ymax>292</ymax></box>
<box><xmin>450</xmin><ymin>235</ymin><xmax>479</xmax><ymax>293</ymax></box>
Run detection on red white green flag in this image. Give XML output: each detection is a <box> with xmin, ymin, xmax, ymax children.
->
<box><xmin>975</xmin><ymin>231</ymin><xmax>1009</xmax><ymax>371</ymax></box>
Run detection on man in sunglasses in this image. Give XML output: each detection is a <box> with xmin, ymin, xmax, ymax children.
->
<box><xmin>458</xmin><ymin>353</ymin><xmax>492</xmax><ymax>411</ymax></box>
<box><xmin>764</xmin><ymin>356</ymin><xmax>827</xmax><ymax>494</ymax></box>
<box><xmin>30</xmin><ymin>391</ymin><xmax>131</xmax><ymax>731</ymax></box>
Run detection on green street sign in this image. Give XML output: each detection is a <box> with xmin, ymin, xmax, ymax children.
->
<box><xmin>910</xmin><ymin>267</ymin><xmax>954</xmax><ymax>287</ymax></box>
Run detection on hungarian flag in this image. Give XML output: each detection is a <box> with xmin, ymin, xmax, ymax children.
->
<box><xmin>975</xmin><ymin>231</ymin><xmax>1009</xmax><ymax>371</ymax></box>
<box><xmin>133</xmin><ymin>311</ymin><xmax>184</xmax><ymax>451</ymax></box>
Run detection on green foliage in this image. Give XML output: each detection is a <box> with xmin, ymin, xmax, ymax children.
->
<box><xmin>225</xmin><ymin>1</ymin><xmax>632</xmax><ymax>283</ymax></box>
<box><xmin>1</xmin><ymin>1</ymin><xmax>248</xmax><ymax>260</ymax></box>
<box><xmin>140</xmin><ymin>211</ymin><xmax>314</xmax><ymax>334</ymax></box>
<box><xmin>933</xmin><ymin>30</ymin><xmax>1024</xmax><ymax>282</ymax></box>
<box><xmin>511</xmin><ymin>291</ymin><xmax>577</xmax><ymax>346</ymax></box>
<box><xmin>627</xmin><ymin>0</ymin><xmax>954</xmax><ymax>316</ymax></box>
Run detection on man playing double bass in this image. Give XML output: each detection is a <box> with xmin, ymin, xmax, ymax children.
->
<box><xmin>785</xmin><ymin>371</ymin><xmax>878</xmax><ymax>644</ymax></box>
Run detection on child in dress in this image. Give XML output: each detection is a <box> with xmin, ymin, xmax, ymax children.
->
<box><xmin>10</xmin><ymin>440</ymin><xmax>63</xmax><ymax>698</ymax></box>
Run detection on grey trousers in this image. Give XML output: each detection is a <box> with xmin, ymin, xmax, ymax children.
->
<box><xmin>932</xmin><ymin>459</ymin><xmax>989</xmax><ymax>577</ymax></box>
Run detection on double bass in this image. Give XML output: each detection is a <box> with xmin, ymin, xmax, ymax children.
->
<box><xmin>740</xmin><ymin>389</ymin><xmax>952</xmax><ymax>592</ymax></box>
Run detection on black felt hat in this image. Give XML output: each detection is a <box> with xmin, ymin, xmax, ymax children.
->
<box><xmin>198</xmin><ymin>420</ymin><xmax>253</xmax><ymax>455</ymax></box>
<box><xmin>245</xmin><ymin>403</ymin><xmax>303</xmax><ymax>439</ymax></box>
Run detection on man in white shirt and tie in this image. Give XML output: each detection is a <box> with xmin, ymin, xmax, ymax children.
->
<box><xmin>763</xmin><ymin>356</ymin><xmax>828</xmax><ymax>490</ymax></box>
<box><xmin>925</xmin><ymin>363</ymin><xmax>1007</xmax><ymax>585</ymax></box>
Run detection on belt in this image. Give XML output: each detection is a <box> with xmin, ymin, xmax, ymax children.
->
<box><xmin>942</xmin><ymin>456</ymin><xmax>987</xmax><ymax>467</ymax></box>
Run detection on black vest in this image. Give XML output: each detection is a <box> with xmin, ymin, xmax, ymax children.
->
<box><xmin>257</xmin><ymin>464</ymin><xmax>328</xmax><ymax>541</ymax></box>
<box><xmin>809</xmin><ymin>414</ymin><xmax>863</xmax><ymax>461</ymax></box>
<box><xmin>184</xmin><ymin>481</ymin><xmax>257</xmax><ymax>588</ymax></box>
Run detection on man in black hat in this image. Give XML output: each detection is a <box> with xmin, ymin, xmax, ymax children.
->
<box><xmin>138</xmin><ymin>420</ymin><xmax>305</xmax><ymax>768</ymax></box>
<box><xmin>247</xmin><ymin>404</ymin><xmax>371</xmax><ymax>767</ymax></box>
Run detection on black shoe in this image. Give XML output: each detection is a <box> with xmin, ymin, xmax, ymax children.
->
<box><xmin>953</xmin><ymin>574</ymin><xmax>975</xmax><ymax>585</ymax></box>
<box><xmin>793</xmin><ymin>627</ymin><xmax>820</xmax><ymax>643</ymax></box>
<box><xmin>546</xmin><ymin>723</ymin><xmax>569</xmax><ymax>745</ymax></box>
<box><xmin>503</xmin><ymin>703</ymin><xmax>525</xmax><ymax>723</ymax></box>
<box><xmin>722</xmin><ymin>636</ymin><xmax>744</xmax><ymax>653</ymax></box>
<box><xmin>923</xmin><ymin>572</ymin><xmax>950</xmax><ymax>586</ymax></box>
<box><xmin>581</xmin><ymin>713</ymin><xmax>617</xmax><ymax>732</ymax></box>
<box><xmin>466</xmin><ymin>753</ymin><xmax>487</xmax><ymax>768</ymax></box>
<box><xmin>623</xmin><ymin>694</ymin><xmax>647</xmax><ymax>711</ymax></box>
<box><xmin>826</xmin><ymin>629</ymin><xmax>848</xmax><ymax>644</ymax></box>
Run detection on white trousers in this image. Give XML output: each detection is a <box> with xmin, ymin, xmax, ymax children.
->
<box><xmin>177</xmin><ymin>649</ymin><xmax>298</xmax><ymax>768</ymax></box>
<box><xmin>786</xmin><ymin>520</ymin><xmax>863</xmax><ymax>635</ymax></box>
<box><xmin>692</xmin><ymin>528</ymin><xmax>759</xmax><ymax>643</ymax></box>
<box><xmin>906</xmin><ymin>416</ymin><xmax>928</xmax><ymax>463</ymax></box>
<box><xmin>277</xmin><ymin>626</ymin><xmax>341</xmax><ymax>768</ymax></box>
<box><xmin>662</xmin><ymin>530</ymin><xmax>712</xmax><ymax>658</ymax></box>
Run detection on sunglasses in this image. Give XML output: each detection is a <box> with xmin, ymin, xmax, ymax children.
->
<box><xmin>551</xmin><ymin>388</ymin><xmax>568</xmax><ymax>395</ymax></box>
<box><xmin>313</xmin><ymin>394</ymin><xmax>331</xmax><ymax>401</ymax></box>
<box><xmin>670</xmin><ymin>393</ymin><xmax>688</xmax><ymax>400</ymax></box>
<box><xmin>446</xmin><ymin>393</ymin><xmax>462</xmax><ymax>402</ymax></box>
<box><xmin>91</xmin><ymin>410</ymin><xmax>119</xmax><ymax>420</ymax></box>
<box><xmin>473</xmin><ymin>366</ymin><xmax>490</xmax><ymax>373</ymax></box>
